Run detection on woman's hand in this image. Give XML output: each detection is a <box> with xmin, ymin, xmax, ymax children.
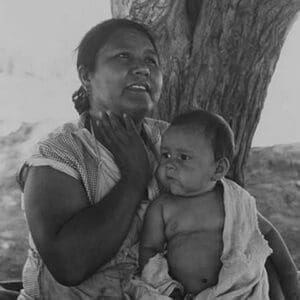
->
<box><xmin>92</xmin><ymin>111</ymin><xmax>152</xmax><ymax>185</ymax></box>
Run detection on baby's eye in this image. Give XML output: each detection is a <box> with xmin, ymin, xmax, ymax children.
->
<box><xmin>179</xmin><ymin>154</ymin><xmax>191</xmax><ymax>161</ymax></box>
<box><xmin>161</xmin><ymin>152</ymin><xmax>171</xmax><ymax>159</ymax></box>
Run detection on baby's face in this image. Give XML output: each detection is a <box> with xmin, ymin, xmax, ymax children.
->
<box><xmin>157</xmin><ymin>125</ymin><xmax>217</xmax><ymax>196</ymax></box>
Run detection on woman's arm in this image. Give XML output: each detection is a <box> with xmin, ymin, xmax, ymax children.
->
<box><xmin>258</xmin><ymin>213</ymin><xmax>300</xmax><ymax>299</ymax></box>
<box><xmin>24</xmin><ymin>114</ymin><xmax>153</xmax><ymax>286</ymax></box>
<box><xmin>24</xmin><ymin>165</ymin><xmax>147</xmax><ymax>286</ymax></box>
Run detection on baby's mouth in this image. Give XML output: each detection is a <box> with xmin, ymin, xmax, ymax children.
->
<box><xmin>166</xmin><ymin>175</ymin><xmax>178</xmax><ymax>182</ymax></box>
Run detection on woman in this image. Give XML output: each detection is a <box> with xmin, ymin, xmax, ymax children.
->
<box><xmin>17</xmin><ymin>18</ymin><xmax>168</xmax><ymax>299</ymax></box>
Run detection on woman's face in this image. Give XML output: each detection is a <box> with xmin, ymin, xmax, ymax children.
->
<box><xmin>87</xmin><ymin>28</ymin><xmax>163</xmax><ymax>123</ymax></box>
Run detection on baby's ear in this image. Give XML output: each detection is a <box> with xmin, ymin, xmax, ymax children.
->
<box><xmin>211</xmin><ymin>157</ymin><xmax>230</xmax><ymax>181</ymax></box>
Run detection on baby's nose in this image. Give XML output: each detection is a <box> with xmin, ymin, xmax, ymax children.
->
<box><xmin>166</xmin><ymin>160</ymin><xmax>177</xmax><ymax>170</ymax></box>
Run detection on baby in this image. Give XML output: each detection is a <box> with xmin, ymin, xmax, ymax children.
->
<box><xmin>138</xmin><ymin>110</ymin><xmax>299</xmax><ymax>299</ymax></box>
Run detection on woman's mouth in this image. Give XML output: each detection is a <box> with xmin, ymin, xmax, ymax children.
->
<box><xmin>126</xmin><ymin>82</ymin><xmax>150</xmax><ymax>94</ymax></box>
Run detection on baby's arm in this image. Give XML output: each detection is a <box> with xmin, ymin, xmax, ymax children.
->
<box><xmin>139</xmin><ymin>197</ymin><xmax>166</xmax><ymax>272</ymax></box>
<box><xmin>258</xmin><ymin>212</ymin><xmax>300</xmax><ymax>300</ymax></box>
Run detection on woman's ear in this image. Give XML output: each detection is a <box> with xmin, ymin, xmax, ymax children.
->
<box><xmin>78</xmin><ymin>65</ymin><xmax>91</xmax><ymax>90</ymax></box>
<box><xmin>211</xmin><ymin>157</ymin><xmax>230</xmax><ymax>181</ymax></box>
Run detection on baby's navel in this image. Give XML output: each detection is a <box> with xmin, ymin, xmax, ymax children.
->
<box><xmin>169</xmin><ymin>222</ymin><xmax>178</xmax><ymax>233</ymax></box>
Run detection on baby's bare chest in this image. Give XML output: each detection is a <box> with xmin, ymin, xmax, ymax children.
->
<box><xmin>164</xmin><ymin>195</ymin><xmax>225</xmax><ymax>240</ymax></box>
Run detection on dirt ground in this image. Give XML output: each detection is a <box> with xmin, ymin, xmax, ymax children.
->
<box><xmin>0</xmin><ymin>196</ymin><xmax>27</xmax><ymax>281</ymax></box>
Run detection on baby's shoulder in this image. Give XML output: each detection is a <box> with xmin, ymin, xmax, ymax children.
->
<box><xmin>156</xmin><ymin>192</ymin><xmax>175</xmax><ymax>201</ymax></box>
<box><xmin>153</xmin><ymin>193</ymin><xmax>179</xmax><ymax>210</ymax></box>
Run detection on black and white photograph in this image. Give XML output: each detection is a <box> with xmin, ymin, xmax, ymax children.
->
<box><xmin>0</xmin><ymin>1</ymin><xmax>299</xmax><ymax>299</ymax></box>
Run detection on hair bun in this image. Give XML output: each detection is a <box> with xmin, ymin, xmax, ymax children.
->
<box><xmin>72</xmin><ymin>86</ymin><xmax>89</xmax><ymax>115</ymax></box>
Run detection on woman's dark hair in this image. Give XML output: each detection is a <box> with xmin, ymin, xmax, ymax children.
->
<box><xmin>170</xmin><ymin>109</ymin><xmax>235</xmax><ymax>164</ymax></box>
<box><xmin>72</xmin><ymin>18</ymin><xmax>158</xmax><ymax>115</ymax></box>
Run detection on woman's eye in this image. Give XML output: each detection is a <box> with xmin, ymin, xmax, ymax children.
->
<box><xmin>117</xmin><ymin>52</ymin><xmax>130</xmax><ymax>59</ymax></box>
<box><xmin>180</xmin><ymin>154</ymin><xmax>191</xmax><ymax>161</ymax></box>
<box><xmin>145</xmin><ymin>56</ymin><xmax>158</xmax><ymax>66</ymax></box>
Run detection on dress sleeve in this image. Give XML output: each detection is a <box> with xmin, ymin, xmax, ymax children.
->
<box><xmin>17</xmin><ymin>130</ymin><xmax>83</xmax><ymax>191</ymax></box>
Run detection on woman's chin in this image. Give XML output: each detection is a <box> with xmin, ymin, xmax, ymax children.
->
<box><xmin>126</xmin><ymin>106</ymin><xmax>153</xmax><ymax>122</ymax></box>
<box><xmin>124</xmin><ymin>95</ymin><xmax>154</xmax><ymax>115</ymax></box>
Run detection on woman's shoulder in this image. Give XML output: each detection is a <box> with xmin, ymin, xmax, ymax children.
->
<box><xmin>17</xmin><ymin>119</ymin><xmax>91</xmax><ymax>190</ymax></box>
<box><xmin>37</xmin><ymin>119</ymin><xmax>88</xmax><ymax>151</ymax></box>
<box><xmin>22</xmin><ymin>118</ymin><xmax>89</xmax><ymax>172</ymax></box>
<box><xmin>41</xmin><ymin>119</ymin><xmax>81</xmax><ymax>141</ymax></box>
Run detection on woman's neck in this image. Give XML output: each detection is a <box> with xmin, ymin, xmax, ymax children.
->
<box><xmin>86</xmin><ymin>112</ymin><xmax>144</xmax><ymax>136</ymax></box>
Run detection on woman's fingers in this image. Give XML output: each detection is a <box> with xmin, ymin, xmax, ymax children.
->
<box><xmin>107</xmin><ymin>112</ymin><xmax>134</xmax><ymax>144</ymax></box>
<box><xmin>96</xmin><ymin>115</ymin><xmax>114</xmax><ymax>146</ymax></box>
<box><xmin>96</xmin><ymin>111</ymin><xmax>135</xmax><ymax>134</ymax></box>
<box><xmin>94</xmin><ymin>111</ymin><xmax>144</xmax><ymax>150</ymax></box>
<box><xmin>95</xmin><ymin>111</ymin><xmax>129</xmax><ymax>147</ymax></box>
<box><xmin>107</xmin><ymin>111</ymin><xmax>124</xmax><ymax>131</ymax></box>
<box><xmin>101</xmin><ymin>111</ymin><xmax>114</xmax><ymax>130</ymax></box>
<box><xmin>123</xmin><ymin>113</ymin><xmax>138</xmax><ymax>135</ymax></box>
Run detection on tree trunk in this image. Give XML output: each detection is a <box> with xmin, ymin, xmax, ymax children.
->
<box><xmin>111</xmin><ymin>0</ymin><xmax>300</xmax><ymax>185</ymax></box>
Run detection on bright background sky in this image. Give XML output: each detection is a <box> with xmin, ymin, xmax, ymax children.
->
<box><xmin>0</xmin><ymin>0</ymin><xmax>299</xmax><ymax>147</ymax></box>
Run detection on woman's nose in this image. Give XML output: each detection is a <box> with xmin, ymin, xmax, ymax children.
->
<box><xmin>132</xmin><ymin>65</ymin><xmax>150</xmax><ymax>77</ymax></box>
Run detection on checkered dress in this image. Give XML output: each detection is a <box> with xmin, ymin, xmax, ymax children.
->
<box><xmin>17</xmin><ymin>114</ymin><xmax>168</xmax><ymax>300</ymax></box>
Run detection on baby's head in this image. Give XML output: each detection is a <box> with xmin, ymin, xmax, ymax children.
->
<box><xmin>157</xmin><ymin>109</ymin><xmax>235</xmax><ymax>196</ymax></box>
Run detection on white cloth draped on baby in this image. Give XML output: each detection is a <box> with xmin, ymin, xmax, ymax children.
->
<box><xmin>125</xmin><ymin>178</ymin><xmax>272</xmax><ymax>300</ymax></box>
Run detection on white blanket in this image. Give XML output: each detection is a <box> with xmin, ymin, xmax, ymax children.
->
<box><xmin>125</xmin><ymin>179</ymin><xmax>272</xmax><ymax>300</ymax></box>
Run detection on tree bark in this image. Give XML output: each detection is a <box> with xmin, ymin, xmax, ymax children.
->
<box><xmin>111</xmin><ymin>0</ymin><xmax>300</xmax><ymax>185</ymax></box>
